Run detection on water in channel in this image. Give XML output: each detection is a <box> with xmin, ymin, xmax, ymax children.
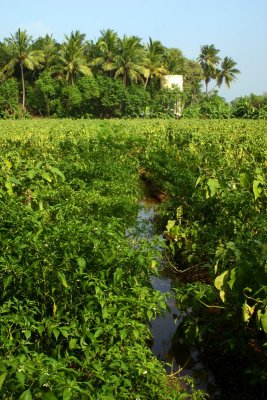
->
<box><xmin>134</xmin><ymin>196</ymin><xmax>219</xmax><ymax>397</ymax></box>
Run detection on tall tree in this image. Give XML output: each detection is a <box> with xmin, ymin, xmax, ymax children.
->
<box><xmin>104</xmin><ymin>35</ymin><xmax>146</xmax><ymax>85</ymax></box>
<box><xmin>163</xmin><ymin>48</ymin><xmax>185</xmax><ymax>74</ymax></box>
<box><xmin>52</xmin><ymin>30</ymin><xmax>92</xmax><ymax>86</ymax></box>
<box><xmin>183</xmin><ymin>59</ymin><xmax>203</xmax><ymax>103</ymax></box>
<box><xmin>32</xmin><ymin>34</ymin><xmax>59</xmax><ymax>67</ymax></box>
<box><xmin>3</xmin><ymin>29</ymin><xmax>45</xmax><ymax>110</ymax></box>
<box><xmin>90</xmin><ymin>29</ymin><xmax>119</xmax><ymax>75</ymax></box>
<box><xmin>143</xmin><ymin>38</ymin><xmax>167</xmax><ymax>88</ymax></box>
<box><xmin>198</xmin><ymin>44</ymin><xmax>221</xmax><ymax>93</ymax></box>
<box><xmin>216</xmin><ymin>56</ymin><xmax>240</xmax><ymax>89</ymax></box>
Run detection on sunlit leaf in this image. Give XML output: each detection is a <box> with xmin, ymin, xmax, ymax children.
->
<box><xmin>0</xmin><ymin>371</ymin><xmax>8</xmax><ymax>391</ymax></box>
<box><xmin>207</xmin><ymin>178</ymin><xmax>220</xmax><ymax>197</ymax></box>
<box><xmin>260</xmin><ymin>310</ymin><xmax>267</xmax><ymax>333</ymax></box>
<box><xmin>214</xmin><ymin>270</ymin><xmax>229</xmax><ymax>291</ymax></box>
<box><xmin>58</xmin><ymin>272</ymin><xmax>69</xmax><ymax>288</ymax></box>
<box><xmin>242</xmin><ymin>302</ymin><xmax>255</xmax><ymax>323</ymax></box>
<box><xmin>19</xmin><ymin>390</ymin><xmax>33</xmax><ymax>400</ymax></box>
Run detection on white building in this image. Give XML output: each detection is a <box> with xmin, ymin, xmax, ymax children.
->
<box><xmin>161</xmin><ymin>75</ymin><xmax>183</xmax><ymax>117</ymax></box>
<box><xmin>161</xmin><ymin>75</ymin><xmax>183</xmax><ymax>91</ymax></box>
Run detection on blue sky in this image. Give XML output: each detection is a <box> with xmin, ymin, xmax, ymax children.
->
<box><xmin>1</xmin><ymin>0</ymin><xmax>266</xmax><ymax>101</ymax></box>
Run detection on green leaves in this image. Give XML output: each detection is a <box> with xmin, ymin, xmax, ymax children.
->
<box><xmin>57</xmin><ymin>272</ymin><xmax>69</xmax><ymax>289</ymax></box>
<box><xmin>19</xmin><ymin>390</ymin><xmax>33</xmax><ymax>400</ymax></box>
<box><xmin>62</xmin><ymin>389</ymin><xmax>72</xmax><ymax>400</ymax></box>
<box><xmin>206</xmin><ymin>178</ymin><xmax>221</xmax><ymax>198</ymax></box>
<box><xmin>41</xmin><ymin>392</ymin><xmax>58</xmax><ymax>400</ymax></box>
<box><xmin>0</xmin><ymin>371</ymin><xmax>8</xmax><ymax>391</ymax></box>
<box><xmin>214</xmin><ymin>270</ymin><xmax>229</xmax><ymax>303</ymax></box>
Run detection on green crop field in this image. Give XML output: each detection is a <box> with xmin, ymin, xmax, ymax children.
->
<box><xmin>0</xmin><ymin>119</ymin><xmax>266</xmax><ymax>399</ymax></box>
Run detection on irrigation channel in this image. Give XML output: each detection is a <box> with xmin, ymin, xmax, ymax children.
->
<box><xmin>129</xmin><ymin>182</ymin><xmax>220</xmax><ymax>398</ymax></box>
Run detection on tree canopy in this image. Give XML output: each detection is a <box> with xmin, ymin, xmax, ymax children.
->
<box><xmin>0</xmin><ymin>28</ymin><xmax>244</xmax><ymax>118</ymax></box>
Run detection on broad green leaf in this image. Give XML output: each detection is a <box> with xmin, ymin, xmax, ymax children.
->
<box><xmin>24</xmin><ymin>330</ymin><xmax>31</xmax><ymax>340</ymax></box>
<box><xmin>4</xmin><ymin>159</ymin><xmax>12</xmax><ymax>169</ymax></box>
<box><xmin>16</xmin><ymin>371</ymin><xmax>26</xmax><ymax>387</ymax></box>
<box><xmin>242</xmin><ymin>302</ymin><xmax>255</xmax><ymax>323</ymax></box>
<box><xmin>219</xmin><ymin>290</ymin><xmax>226</xmax><ymax>303</ymax></box>
<box><xmin>214</xmin><ymin>270</ymin><xmax>229</xmax><ymax>291</ymax></box>
<box><xmin>41</xmin><ymin>392</ymin><xmax>58</xmax><ymax>400</ymax></box>
<box><xmin>52</xmin><ymin>328</ymin><xmax>60</xmax><ymax>340</ymax></box>
<box><xmin>94</xmin><ymin>328</ymin><xmax>103</xmax><ymax>338</ymax></box>
<box><xmin>215</xmin><ymin>270</ymin><xmax>229</xmax><ymax>303</ymax></box>
<box><xmin>60</xmin><ymin>329</ymin><xmax>69</xmax><ymax>339</ymax></box>
<box><xmin>19</xmin><ymin>390</ymin><xmax>33</xmax><ymax>400</ymax></box>
<box><xmin>147</xmin><ymin>309</ymin><xmax>153</xmax><ymax>320</ymax></box>
<box><xmin>27</xmin><ymin>169</ymin><xmax>37</xmax><ymax>179</ymax></box>
<box><xmin>260</xmin><ymin>310</ymin><xmax>267</xmax><ymax>333</ymax></box>
<box><xmin>166</xmin><ymin>220</ymin><xmax>176</xmax><ymax>231</ymax></box>
<box><xmin>102</xmin><ymin>307</ymin><xmax>109</xmax><ymax>319</ymax></box>
<box><xmin>50</xmin><ymin>167</ymin><xmax>65</xmax><ymax>181</ymax></box>
<box><xmin>69</xmin><ymin>338</ymin><xmax>77</xmax><ymax>350</ymax></box>
<box><xmin>41</xmin><ymin>171</ymin><xmax>53</xmax><ymax>182</ymax></box>
<box><xmin>76</xmin><ymin>257</ymin><xmax>86</xmax><ymax>270</ymax></box>
<box><xmin>8</xmin><ymin>176</ymin><xmax>21</xmax><ymax>185</ymax></box>
<box><xmin>63</xmin><ymin>389</ymin><xmax>72</xmax><ymax>400</ymax></box>
<box><xmin>3</xmin><ymin>275</ymin><xmax>13</xmax><ymax>290</ymax></box>
<box><xmin>5</xmin><ymin>181</ymin><xmax>14</xmax><ymax>196</ymax></box>
<box><xmin>239</xmin><ymin>172</ymin><xmax>249</xmax><ymax>188</ymax></box>
<box><xmin>58</xmin><ymin>272</ymin><xmax>69</xmax><ymax>288</ymax></box>
<box><xmin>120</xmin><ymin>329</ymin><xmax>127</xmax><ymax>341</ymax></box>
<box><xmin>253</xmin><ymin>179</ymin><xmax>262</xmax><ymax>200</ymax></box>
<box><xmin>228</xmin><ymin>268</ymin><xmax>236</xmax><ymax>290</ymax></box>
<box><xmin>113</xmin><ymin>268</ymin><xmax>123</xmax><ymax>284</ymax></box>
<box><xmin>207</xmin><ymin>178</ymin><xmax>220</xmax><ymax>198</ymax></box>
<box><xmin>195</xmin><ymin>176</ymin><xmax>202</xmax><ymax>187</ymax></box>
<box><xmin>0</xmin><ymin>371</ymin><xmax>8</xmax><ymax>391</ymax></box>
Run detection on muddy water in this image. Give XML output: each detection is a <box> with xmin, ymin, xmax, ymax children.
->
<box><xmin>135</xmin><ymin>199</ymin><xmax>219</xmax><ymax>396</ymax></box>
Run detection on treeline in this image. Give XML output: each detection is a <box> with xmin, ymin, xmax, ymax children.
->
<box><xmin>0</xmin><ymin>28</ymin><xmax>266</xmax><ymax>119</ymax></box>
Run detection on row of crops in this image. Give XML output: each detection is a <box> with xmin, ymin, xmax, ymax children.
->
<box><xmin>0</xmin><ymin>118</ymin><xmax>266</xmax><ymax>399</ymax></box>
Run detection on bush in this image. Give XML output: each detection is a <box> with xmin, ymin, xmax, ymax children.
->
<box><xmin>0</xmin><ymin>78</ymin><xmax>19</xmax><ymax>118</ymax></box>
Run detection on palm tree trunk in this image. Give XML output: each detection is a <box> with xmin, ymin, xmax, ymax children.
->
<box><xmin>20</xmin><ymin>62</ymin><xmax>26</xmax><ymax>111</ymax></box>
<box><xmin>205</xmin><ymin>79</ymin><xmax>208</xmax><ymax>94</ymax></box>
<box><xmin>123</xmin><ymin>71</ymin><xmax>127</xmax><ymax>86</ymax></box>
<box><xmin>144</xmin><ymin>76</ymin><xmax>149</xmax><ymax>89</ymax></box>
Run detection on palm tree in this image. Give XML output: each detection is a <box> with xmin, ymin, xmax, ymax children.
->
<box><xmin>198</xmin><ymin>44</ymin><xmax>221</xmax><ymax>93</ymax></box>
<box><xmin>90</xmin><ymin>29</ymin><xmax>119</xmax><ymax>75</ymax></box>
<box><xmin>163</xmin><ymin>48</ymin><xmax>185</xmax><ymax>74</ymax></box>
<box><xmin>3</xmin><ymin>29</ymin><xmax>45</xmax><ymax>110</ymax></box>
<box><xmin>52</xmin><ymin>31</ymin><xmax>92</xmax><ymax>86</ymax></box>
<box><xmin>143</xmin><ymin>38</ymin><xmax>167</xmax><ymax>88</ymax></box>
<box><xmin>104</xmin><ymin>35</ymin><xmax>146</xmax><ymax>85</ymax></box>
<box><xmin>216</xmin><ymin>57</ymin><xmax>240</xmax><ymax>89</ymax></box>
<box><xmin>32</xmin><ymin>34</ymin><xmax>58</xmax><ymax>67</ymax></box>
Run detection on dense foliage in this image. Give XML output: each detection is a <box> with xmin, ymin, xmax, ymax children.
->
<box><xmin>0</xmin><ymin>119</ymin><xmax>212</xmax><ymax>399</ymax></box>
<box><xmin>136</xmin><ymin>119</ymin><xmax>267</xmax><ymax>398</ymax></box>
<box><xmin>0</xmin><ymin>28</ymin><xmax>252</xmax><ymax>119</ymax></box>
<box><xmin>0</xmin><ymin>119</ymin><xmax>266</xmax><ymax>398</ymax></box>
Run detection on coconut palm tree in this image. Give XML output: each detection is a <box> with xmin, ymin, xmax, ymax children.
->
<box><xmin>90</xmin><ymin>29</ymin><xmax>119</xmax><ymax>75</ymax></box>
<box><xmin>3</xmin><ymin>29</ymin><xmax>45</xmax><ymax>110</ymax></box>
<box><xmin>143</xmin><ymin>37</ymin><xmax>167</xmax><ymax>88</ymax></box>
<box><xmin>198</xmin><ymin>44</ymin><xmax>221</xmax><ymax>93</ymax></box>
<box><xmin>163</xmin><ymin>47</ymin><xmax>185</xmax><ymax>75</ymax></box>
<box><xmin>104</xmin><ymin>35</ymin><xmax>146</xmax><ymax>85</ymax></box>
<box><xmin>216</xmin><ymin>56</ymin><xmax>240</xmax><ymax>89</ymax></box>
<box><xmin>32</xmin><ymin>34</ymin><xmax>59</xmax><ymax>67</ymax></box>
<box><xmin>52</xmin><ymin>30</ymin><xmax>92</xmax><ymax>86</ymax></box>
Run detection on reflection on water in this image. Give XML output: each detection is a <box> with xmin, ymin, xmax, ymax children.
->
<box><xmin>134</xmin><ymin>199</ymin><xmax>220</xmax><ymax>396</ymax></box>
